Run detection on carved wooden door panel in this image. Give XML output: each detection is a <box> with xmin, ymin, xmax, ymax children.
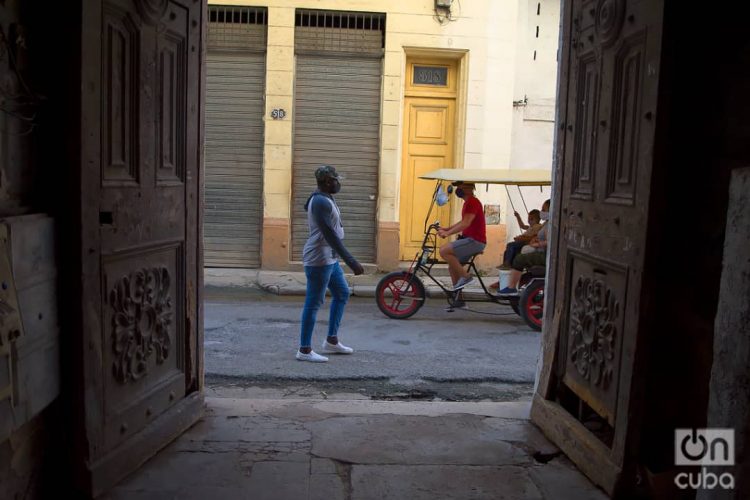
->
<box><xmin>77</xmin><ymin>0</ymin><xmax>204</xmax><ymax>495</ymax></box>
<box><xmin>531</xmin><ymin>0</ymin><xmax>664</xmax><ymax>495</ymax></box>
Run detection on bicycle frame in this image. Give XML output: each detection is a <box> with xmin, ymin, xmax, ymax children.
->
<box><xmin>404</xmin><ymin>222</ymin><xmax>515</xmax><ymax>306</ymax></box>
<box><xmin>377</xmin><ymin>168</ymin><xmax>549</xmax><ymax>326</ymax></box>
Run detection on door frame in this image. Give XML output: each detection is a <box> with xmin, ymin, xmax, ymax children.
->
<box><xmin>399</xmin><ymin>48</ymin><xmax>468</xmax><ymax>259</ymax></box>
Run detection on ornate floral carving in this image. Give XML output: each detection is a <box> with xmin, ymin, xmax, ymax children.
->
<box><xmin>569</xmin><ymin>276</ymin><xmax>619</xmax><ymax>389</ymax></box>
<box><xmin>135</xmin><ymin>0</ymin><xmax>169</xmax><ymax>25</ymax></box>
<box><xmin>595</xmin><ymin>0</ymin><xmax>625</xmax><ymax>47</ymax></box>
<box><xmin>110</xmin><ymin>267</ymin><xmax>172</xmax><ymax>383</ymax></box>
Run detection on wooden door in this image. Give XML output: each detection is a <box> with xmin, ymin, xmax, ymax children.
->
<box><xmin>531</xmin><ymin>0</ymin><xmax>664</xmax><ymax>495</ymax></box>
<box><xmin>399</xmin><ymin>97</ymin><xmax>456</xmax><ymax>259</ymax></box>
<box><xmin>77</xmin><ymin>0</ymin><xmax>204</xmax><ymax>495</ymax></box>
<box><xmin>399</xmin><ymin>58</ymin><xmax>458</xmax><ymax>260</ymax></box>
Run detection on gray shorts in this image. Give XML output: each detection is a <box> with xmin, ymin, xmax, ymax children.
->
<box><xmin>451</xmin><ymin>237</ymin><xmax>486</xmax><ymax>264</ymax></box>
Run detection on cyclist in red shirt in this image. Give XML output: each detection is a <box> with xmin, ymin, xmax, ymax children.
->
<box><xmin>438</xmin><ymin>182</ymin><xmax>487</xmax><ymax>290</ymax></box>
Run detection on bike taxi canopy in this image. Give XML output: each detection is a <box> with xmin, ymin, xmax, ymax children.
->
<box><xmin>418</xmin><ymin>168</ymin><xmax>551</xmax><ymax>220</ymax></box>
<box><xmin>418</xmin><ymin>168</ymin><xmax>551</xmax><ymax>186</ymax></box>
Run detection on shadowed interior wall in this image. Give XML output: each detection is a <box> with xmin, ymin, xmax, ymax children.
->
<box><xmin>637</xmin><ymin>4</ymin><xmax>750</xmax><ymax>491</ymax></box>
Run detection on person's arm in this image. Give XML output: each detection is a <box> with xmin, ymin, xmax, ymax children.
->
<box><xmin>310</xmin><ymin>197</ymin><xmax>364</xmax><ymax>274</ymax></box>
<box><xmin>529</xmin><ymin>224</ymin><xmax>548</xmax><ymax>249</ymax></box>
<box><xmin>530</xmin><ymin>238</ymin><xmax>547</xmax><ymax>249</ymax></box>
<box><xmin>514</xmin><ymin>232</ymin><xmax>533</xmax><ymax>243</ymax></box>
<box><xmin>438</xmin><ymin>212</ymin><xmax>475</xmax><ymax>238</ymax></box>
<box><xmin>441</xmin><ymin>221</ymin><xmax>459</xmax><ymax>233</ymax></box>
<box><xmin>514</xmin><ymin>211</ymin><xmax>529</xmax><ymax>231</ymax></box>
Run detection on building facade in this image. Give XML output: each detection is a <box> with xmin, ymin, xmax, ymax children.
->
<box><xmin>204</xmin><ymin>0</ymin><xmax>560</xmax><ymax>271</ymax></box>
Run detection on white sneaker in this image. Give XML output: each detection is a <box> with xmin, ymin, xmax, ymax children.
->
<box><xmin>453</xmin><ymin>275</ymin><xmax>474</xmax><ymax>290</ymax></box>
<box><xmin>296</xmin><ymin>350</ymin><xmax>328</xmax><ymax>362</ymax></box>
<box><xmin>321</xmin><ymin>341</ymin><xmax>354</xmax><ymax>354</ymax></box>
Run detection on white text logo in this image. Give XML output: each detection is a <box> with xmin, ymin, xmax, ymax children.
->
<box><xmin>675</xmin><ymin>429</ymin><xmax>734</xmax><ymax>490</ymax></box>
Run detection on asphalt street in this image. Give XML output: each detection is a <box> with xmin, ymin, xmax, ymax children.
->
<box><xmin>204</xmin><ymin>287</ymin><xmax>542</xmax><ymax>400</ymax></box>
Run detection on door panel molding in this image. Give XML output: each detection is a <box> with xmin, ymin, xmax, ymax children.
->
<box><xmin>102</xmin><ymin>3</ymin><xmax>140</xmax><ymax>186</ymax></box>
<box><xmin>571</xmin><ymin>53</ymin><xmax>598</xmax><ymax>200</ymax></box>
<box><xmin>410</xmin><ymin>104</ymin><xmax>450</xmax><ymax>145</ymax></box>
<box><xmin>157</xmin><ymin>22</ymin><xmax>188</xmax><ymax>185</ymax></box>
<box><xmin>560</xmin><ymin>250</ymin><xmax>628</xmax><ymax>427</ymax></box>
<box><xmin>605</xmin><ymin>31</ymin><xmax>646</xmax><ymax>204</ymax></box>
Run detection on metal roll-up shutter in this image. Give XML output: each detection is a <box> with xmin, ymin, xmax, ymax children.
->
<box><xmin>204</xmin><ymin>6</ymin><xmax>267</xmax><ymax>268</ymax></box>
<box><xmin>291</xmin><ymin>10</ymin><xmax>385</xmax><ymax>263</ymax></box>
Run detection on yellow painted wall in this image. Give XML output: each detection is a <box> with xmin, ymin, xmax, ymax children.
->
<box><xmin>209</xmin><ymin>0</ymin><xmax>524</xmax><ymax>221</ymax></box>
<box><xmin>261</xmin><ymin>6</ymin><xmax>295</xmax><ymax>219</ymax></box>
<box><xmin>208</xmin><ymin>0</ymin><xmax>559</xmax><ymax>268</ymax></box>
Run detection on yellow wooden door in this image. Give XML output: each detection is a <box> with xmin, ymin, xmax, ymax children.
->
<box><xmin>399</xmin><ymin>97</ymin><xmax>456</xmax><ymax>260</ymax></box>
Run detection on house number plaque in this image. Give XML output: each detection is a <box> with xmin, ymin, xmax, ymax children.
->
<box><xmin>413</xmin><ymin>66</ymin><xmax>448</xmax><ymax>86</ymax></box>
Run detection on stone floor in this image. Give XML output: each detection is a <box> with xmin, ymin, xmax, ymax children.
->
<box><xmin>106</xmin><ymin>393</ymin><xmax>607</xmax><ymax>500</ymax></box>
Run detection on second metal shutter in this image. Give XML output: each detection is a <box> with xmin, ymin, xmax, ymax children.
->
<box><xmin>291</xmin><ymin>11</ymin><xmax>384</xmax><ymax>263</ymax></box>
<box><xmin>204</xmin><ymin>7</ymin><xmax>266</xmax><ymax>267</ymax></box>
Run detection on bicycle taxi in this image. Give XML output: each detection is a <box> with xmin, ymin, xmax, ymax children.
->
<box><xmin>374</xmin><ymin>168</ymin><xmax>551</xmax><ymax>331</ymax></box>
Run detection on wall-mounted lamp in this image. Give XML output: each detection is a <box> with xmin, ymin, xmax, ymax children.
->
<box><xmin>433</xmin><ymin>0</ymin><xmax>458</xmax><ymax>25</ymax></box>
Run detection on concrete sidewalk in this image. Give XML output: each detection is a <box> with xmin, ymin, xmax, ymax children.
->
<box><xmin>205</xmin><ymin>267</ymin><xmax>501</xmax><ymax>299</ymax></box>
<box><xmin>107</xmin><ymin>393</ymin><xmax>606</xmax><ymax>500</ymax></box>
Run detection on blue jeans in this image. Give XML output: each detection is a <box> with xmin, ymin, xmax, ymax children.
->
<box><xmin>504</xmin><ymin>241</ymin><xmax>525</xmax><ymax>266</ymax></box>
<box><xmin>299</xmin><ymin>262</ymin><xmax>350</xmax><ymax>348</ymax></box>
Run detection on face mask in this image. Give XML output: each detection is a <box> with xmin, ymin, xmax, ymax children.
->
<box><xmin>455</xmin><ymin>188</ymin><xmax>465</xmax><ymax>199</ymax></box>
<box><xmin>329</xmin><ymin>178</ymin><xmax>341</xmax><ymax>194</ymax></box>
<box><xmin>540</xmin><ymin>211</ymin><xmax>550</xmax><ymax>221</ymax></box>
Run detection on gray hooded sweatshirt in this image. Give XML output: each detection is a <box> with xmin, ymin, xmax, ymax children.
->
<box><xmin>302</xmin><ymin>191</ymin><xmax>356</xmax><ymax>268</ymax></box>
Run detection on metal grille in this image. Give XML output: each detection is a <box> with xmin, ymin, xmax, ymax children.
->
<box><xmin>204</xmin><ymin>51</ymin><xmax>266</xmax><ymax>268</ymax></box>
<box><xmin>291</xmin><ymin>55</ymin><xmax>382</xmax><ymax>263</ymax></box>
<box><xmin>208</xmin><ymin>6</ymin><xmax>267</xmax><ymax>51</ymax></box>
<box><xmin>295</xmin><ymin>9</ymin><xmax>386</xmax><ymax>54</ymax></box>
<box><xmin>205</xmin><ymin>6</ymin><xmax>267</xmax><ymax>267</ymax></box>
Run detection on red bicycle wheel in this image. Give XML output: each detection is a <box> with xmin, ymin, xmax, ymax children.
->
<box><xmin>510</xmin><ymin>272</ymin><xmax>533</xmax><ymax>316</ymax></box>
<box><xmin>520</xmin><ymin>279</ymin><xmax>544</xmax><ymax>331</ymax></box>
<box><xmin>375</xmin><ymin>271</ymin><xmax>426</xmax><ymax>319</ymax></box>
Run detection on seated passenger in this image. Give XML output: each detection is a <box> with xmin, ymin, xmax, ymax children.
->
<box><xmin>506</xmin><ymin>210</ymin><xmax>542</xmax><ymax>266</ymax></box>
<box><xmin>498</xmin><ymin>199</ymin><xmax>550</xmax><ymax>296</ymax></box>
<box><xmin>491</xmin><ymin>207</ymin><xmax>543</xmax><ymax>289</ymax></box>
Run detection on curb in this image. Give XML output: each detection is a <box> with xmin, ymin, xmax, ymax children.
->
<box><xmin>204</xmin><ymin>268</ymin><xmax>496</xmax><ymax>300</ymax></box>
